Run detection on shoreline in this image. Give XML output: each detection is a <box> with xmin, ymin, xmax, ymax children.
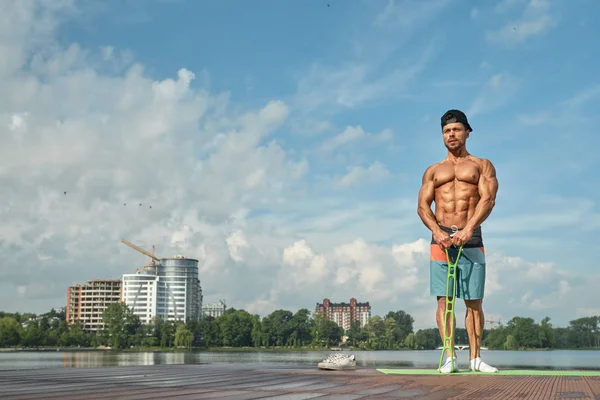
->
<box><xmin>1</xmin><ymin>346</ymin><xmax>599</xmax><ymax>353</ymax></box>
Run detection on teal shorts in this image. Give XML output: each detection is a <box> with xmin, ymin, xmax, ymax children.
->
<box><xmin>429</xmin><ymin>226</ymin><xmax>487</xmax><ymax>300</ymax></box>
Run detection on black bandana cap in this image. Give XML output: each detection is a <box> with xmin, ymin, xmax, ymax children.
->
<box><xmin>441</xmin><ymin>109</ymin><xmax>472</xmax><ymax>132</ymax></box>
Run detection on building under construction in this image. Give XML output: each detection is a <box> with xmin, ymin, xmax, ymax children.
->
<box><xmin>66</xmin><ymin>279</ymin><xmax>122</xmax><ymax>332</ymax></box>
<box><xmin>120</xmin><ymin>239</ymin><xmax>203</xmax><ymax>325</ymax></box>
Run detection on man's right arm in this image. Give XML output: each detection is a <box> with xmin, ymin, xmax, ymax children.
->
<box><xmin>417</xmin><ymin>165</ymin><xmax>440</xmax><ymax>233</ymax></box>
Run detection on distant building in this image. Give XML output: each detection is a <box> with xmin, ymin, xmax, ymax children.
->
<box><xmin>202</xmin><ymin>300</ymin><xmax>226</xmax><ymax>318</ymax></box>
<box><xmin>121</xmin><ymin>272</ymin><xmax>159</xmax><ymax>325</ymax></box>
<box><xmin>315</xmin><ymin>297</ymin><xmax>371</xmax><ymax>331</ymax></box>
<box><xmin>66</xmin><ymin>279</ymin><xmax>122</xmax><ymax>332</ymax></box>
<box><xmin>122</xmin><ymin>255</ymin><xmax>203</xmax><ymax>325</ymax></box>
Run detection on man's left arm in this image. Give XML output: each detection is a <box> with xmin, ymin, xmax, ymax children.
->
<box><xmin>464</xmin><ymin>159</ymin><xmax>498</xmax><ymax>232</ymax></box>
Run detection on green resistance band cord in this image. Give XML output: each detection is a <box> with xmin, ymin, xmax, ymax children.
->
<box><xmin>438</xmin><ymin>245</ymin><xmax>463</xmax><ymax>372</ymax></box>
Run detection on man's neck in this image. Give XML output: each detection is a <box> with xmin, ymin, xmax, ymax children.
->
<box><xmin>446</xmin><ymin>148</ymin><xmax>469</xmax><ymax>161</ymax></box>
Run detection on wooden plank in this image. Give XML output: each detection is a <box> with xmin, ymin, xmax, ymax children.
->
<box><xmin>0</xmin><ymin>364</ymin><xmax>599</xmax><ymax>399</ymax></box>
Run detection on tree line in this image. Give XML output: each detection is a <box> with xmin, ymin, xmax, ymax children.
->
<box><xmin>0</xmin><ymin>306</ymin><xmax>598</xmax><ymax>351</ymax></box>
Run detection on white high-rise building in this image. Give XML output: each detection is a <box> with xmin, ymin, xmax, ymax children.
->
<box><xmin>157</xmin><ymin>256</ymin><xmax>202</xmax><ymax>321</ymax></box>
<box><xmin>121</xmin><ymin>272</ymin><xmax>159</xmax><ymax>325</ymax></box>
<box><xmin>122</xmin><ymin>255</ymin><xmax>202</xmax><ymax>325</ymax></box>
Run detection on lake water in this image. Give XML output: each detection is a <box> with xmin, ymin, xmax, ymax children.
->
<box><xmin>1</xmin><ymin>349</ymin><xmax>599</xmax><ymax>371</ymax></box>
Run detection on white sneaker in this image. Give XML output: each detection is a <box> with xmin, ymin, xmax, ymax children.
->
<box><xmin>318</xmin><ymin>354</ymin><xmax>356</xmax><ymax>370</ymax></box>
<box><xmin>470</xmin><ymin>357</ymin><xmax>498</xmax><ymax>373</ymax></box>
<box><xmin>319</xmin><ymin>353</ymin><xmax>347</xmax><ymax>364</ymax></box>
<box><xmin>438</xmin><ymin>356</ymin><xmax>457</xmax><ymax>374</ymax></box>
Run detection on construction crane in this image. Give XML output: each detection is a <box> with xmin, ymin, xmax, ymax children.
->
<box><xmin>121</xmin><ymin>239</ymin><xmax>161</xmax><ymax>274</ymax></box>
<box><xmin>486</xmin><ymin>318</ymin><xmax>501</xmax><ymax>330</ymax></box>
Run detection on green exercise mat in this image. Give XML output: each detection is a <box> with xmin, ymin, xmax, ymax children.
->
<box><xmin>377</xmin><ymin>368</ymin><xmax>600</xmax><ymax>376</ymax></box>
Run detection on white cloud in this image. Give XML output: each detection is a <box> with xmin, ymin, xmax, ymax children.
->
<box><xmin>484</xmin><ymin>252</ymin><xmax>594</xmax><ymax>319</ymax></box>
<box><xmin>226</xmin><ymin>231</ymin><xmax>251</xmax><ymax>263</ymax></box>
<box><xmin>273</xmin><ymin>236</ymin><xmax>600</xmax><ymax>329</ymax></box>
<box><xmin>516</xmin><ymin>84</ymin><xmax>600</xmax><ymax>132</ymax></box>
<box><xmin>282</xmin><ymin>240</ymin><xmax>329</xmax><ymax>287</ymax></box>
<box><xmin>486</xmin><ymin>196</ymin><xmax>600</xmax><ymax>235</ymax></box>
<box><xmin>276</xmin><ymin>237</ymin><xmax>431</xmax><ymax>321</ymax></box>
<box><xmin>374</xmin><ymin>0</ymin><xmax>451</xmax><ymax>28</ymax></box>
<box><xmin>292</xmin><ymin>42</ymin><xmax>436</xmax><ymax>113</ymax></box>
<box><xmin>468</xmin><ymin>72</ymin><xmax>520</xmax><ymax>117</ymax></box>
<box><xmin>318</xmin><ymin>125</ymin><xmax>393</xmax><ymax>153</ymax></box>
<box><xmin>561</xmin><ymin>84</ymin><xmax>600</xmax><ymax>108</ymax></box>
<box><xmin>288</xmin><ymin>117</ymin><xmax>335</xmax><ymax>137</ymax></box>
<box><xmin>494</xmin><ymin>0</ymin><xmax>526</xmax><ymax>13</ymax></box>
<box><xmin>333</xmin><ymin>162</ymin><xmax>391</xmax><ymax>188</ymax></box>
<box><xmin>486</xmin><ymin>0</ymin><xmax>557</xmax><ymax>46</ymax></box>
<box><xmin>0</xmin><ymin>1</ymin><xmax>307</xmax><ymax>309</ymax></box>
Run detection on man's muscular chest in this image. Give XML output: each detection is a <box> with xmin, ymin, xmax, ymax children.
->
<box><xmin>433</xmin><ymin>160</ymin><xmax>480</xmax><ymax>188</ymax></box>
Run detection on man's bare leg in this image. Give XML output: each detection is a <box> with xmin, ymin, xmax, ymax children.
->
<box><xmin>464</xmin><ymin>299</ymin><xmax>483</xmax><ymax>359</ymax></box>
<box><xmin>465</xmin><ymin>299</ymin><xmax>498</xmax><ymax>372</ymax></box>
<box><xmin>436</xmin><ymin>296</ymin><xmax>457</xmax><ymax>372</ymax></box>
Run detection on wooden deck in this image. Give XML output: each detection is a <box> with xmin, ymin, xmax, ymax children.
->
<box><xmin>1</xmin><ymin>363</ymin><xmax>599</xmax><ymax>399</ymax></box>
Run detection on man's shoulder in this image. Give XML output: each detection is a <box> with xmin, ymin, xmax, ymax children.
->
<box><xmin>468</xmin><ymin>155</ymin><xmax>496</xmax><ymax>176</ymax></box>
<box><xmin>425</xmin><ymin>160</ymin><xmax>447</xmax><ymax>170</ymax></box>
<box><xmin>468</xmin><ymin>155</ymin><xmax>495</xmax><ymax>167</ymax></box>
<box><xmin>422</xmin><ymin>161</ymin><xmax>444</xmax><ymax>175</ymax></box>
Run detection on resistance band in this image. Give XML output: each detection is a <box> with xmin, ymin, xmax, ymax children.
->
<box><xmin>438</xmin><ymin>244</ymin><xmax>463</xmax><ymax>372</ymax></box>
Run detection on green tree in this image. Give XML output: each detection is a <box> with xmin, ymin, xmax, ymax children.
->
<box><xmin>0</xmin><ymin>317</ymin><xmax>22</xmax><ymax>347</ymax></box>
<box><xmin>507</xmin><ymin>317</ymin><xmax>540</xmax><ymax>349</ymax></box>
<box><xmin>414</xmin><ymin>329</ymin><xmax>437</xmax><ymax>349</ymax></box>
<box><xmin>21</xmin><ymin>320</ymin><xmax>43</xmax><ymax>347</ymax></box>
<box><xmin>365</xmin><ymin>316</ymin><xmax>385</xmax><ymax>349</ymax></box>
<box><xmin>218</xmin><ymin>310</ymin><xmax>255</xmax><ymax>347</ymax></box>
<box><xmin>174</xmin><ymin>324</ymin><xmax>194</xmax><ymax>349</ymax></box>
<box><xmin>553</xmin><ymin>327</ymin><xmax>571</xmax><ymax>348</ymax></box>
<box><xmin>504</xmin><ymin>334</ymin><xmax>518</xmax><ymax>350</ymax></box>
<box><xmin>404</xmin><ymin>332</ymin><xmax>416</xmax><ymax>349</ymax></box>
<box><xmin>483</xmin><ymin>326</ymin><xmax>509</xmax><ymax>350</ymax></box>
<box><xmin>159</xmin><ymin>320</ymin><xmax>176</xmax><ymax>348</ymax></box>
<box><xmin>65</xmin><ymin>322</ymin><xmax>90</xmax><ymax>347</ymax></box>
<box><xmin>568</xmin><ymin>316</ymin><xmax>599</xmax><ymax>348</ymax></box>
<box><xmin>261</xmin><ymin>310</ymin><xmax>293</xmax><ymax>346</ymax></box>
<box><xmin>311</xmin><ymin>312</ymin><xmax>342</xmax><ymax>347</ymax></box>
<box><xmin>186</xmin><ymin>319</ymin><xmax>202</xmax><ymax>346</ymax></box>
<box><xmin>102</xmin><ymin>302</ymin><xmax>140</xmax><ymax>349</ymax></box>
<box><xmin>251</xmin><ymin>315</ymin><xmax>262</xmax><ymax>347</ymax></box>
<box><xmin>346</xmin><ymin>321</ymin><xmax>363</xmax><ymax>347</ymax></box>
<box><xmin>538</xmin><ymin>317</ymin><xmax>555</xmax><ymax>348</ymax></box>
<box><xmin>288</xmin><ymin>309</ymin><xmax>312</xmax><ymax>346</ymax></box>
<box><xmin>384</xmin><ymin>317</ymin><xmax>398</xmax><ymax>349</ymax></box>
<box><xmin>199</xmin><ymin>316</ymin><xmax>220</xmax><ymax>347</ymax></box>
<box><xmin>384</xmin><ymin>310</ymin><xmax>415</xmax><ymax>344</ymax></box>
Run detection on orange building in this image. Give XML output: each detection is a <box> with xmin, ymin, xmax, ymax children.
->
<box><xmin>67</xmin><ymin>279</ymin><xmax>122</xmax><ymax>332</ymax></box>
<box><xmin>315</xmin><ymin>297</ymin><xmax>371</xmax><ymax>331</ymax></box>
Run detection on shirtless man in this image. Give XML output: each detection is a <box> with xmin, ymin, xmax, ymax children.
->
<box><xmin>417</xmin><ymin>109</ymin><xmax>499</xmax><ymax>374</ymax></box>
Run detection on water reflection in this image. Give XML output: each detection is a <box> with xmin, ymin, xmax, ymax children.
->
<box><xmin>0</xmin><ymin>349</ymin><xmax>598</xmax><ymax>370</ymax></box>
<box><xmin>60</xmin><ymin>351</ymin><xmax>192</xmax><ymax>368</ymax></box>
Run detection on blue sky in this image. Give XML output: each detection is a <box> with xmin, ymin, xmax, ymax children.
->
<box><xmin>1</xmin><ymin>0</ymin><xmax>599</xmax><ymax>329</ymax></box>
